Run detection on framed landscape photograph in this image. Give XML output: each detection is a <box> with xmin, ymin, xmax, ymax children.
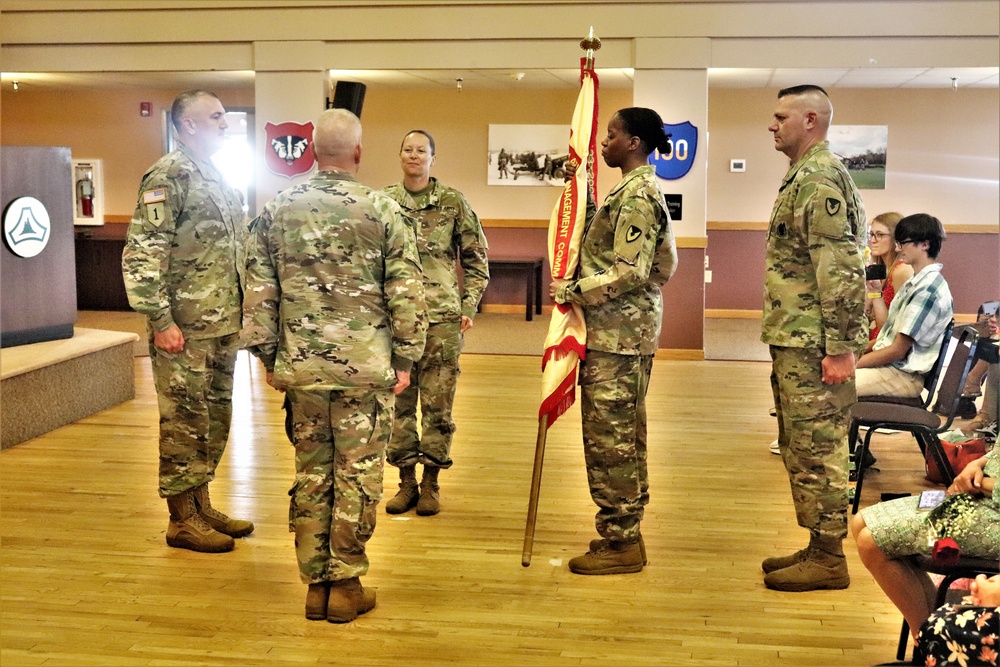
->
<box><xmin>829</xmin><ymin>125</ymin><xmax>888</xmax><ymax>190</ymax></box>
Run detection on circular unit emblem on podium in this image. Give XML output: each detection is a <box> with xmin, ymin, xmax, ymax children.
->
<box><xmin>3</xmin><ymin>196</ymin><xmax>51</xmax><ymax>258</ymax></box>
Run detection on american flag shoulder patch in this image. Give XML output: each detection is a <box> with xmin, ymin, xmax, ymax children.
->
<box><xmin>143</xmin><ymin>189</ymin><xmax>166</xmax><ymax>204</ymax></box>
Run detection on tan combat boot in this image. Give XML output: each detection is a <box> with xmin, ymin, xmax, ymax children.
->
<box><xmin>385</xmin><ymin>466</ymin><xmax>419</xmax><ymax>514</ymax></box>
<box><xmin>569</xmin><ymin>540</ymin><xmax>645</xmax><ymax>575</ymax></box>
<box><xmin>761</xmin><ymin>547</ymin><xmax>810</xmax><ymax>574</ymax></box>
<box><xmin>326</xmin><ymin>577</ymin><xmax>376</xmax><ymax>623</ymax></box>
<box><xmin>416</xmin><ymin>466</ymin><xmax>440</xmax><ymax>516</ymax></box>
<box><xmin>305</xmin><ymin>583</ymin><xmax>330</xmax><ymax>620</ymax></box>
<box><xmin>590</xmin><ymin>535</ymin><xmax>648</xmax><ymax>565</ymax></box>
<box><xmin>763</xmin><ymin>538</ymin><xmax>850</xmax><ymax>592</ymax></box>
<box><xmin>191</xmin><ymin>484</ymin><xmax>254</xmax><ymax>538</ymax></box>
<box><xmin>165</xmin><ymin>490</ymin><xmax>234</xmax><ymax>553</ymax></box>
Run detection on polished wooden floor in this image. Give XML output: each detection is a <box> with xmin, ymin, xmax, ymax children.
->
<box><xmin>1</xmin><ymin>352</ymin><xmax>951</xmax><ymax>666</ymax></box>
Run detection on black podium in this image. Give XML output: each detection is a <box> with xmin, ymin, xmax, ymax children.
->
<box><xmin>1</xmin><ymin>146</ymin><xmax>77</xmax><ymax>348</ymax></box>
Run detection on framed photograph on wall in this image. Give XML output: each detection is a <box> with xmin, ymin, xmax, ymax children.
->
<box><xmin>829</xmin><ymin>125</ymin><xmax>888</xmax><ymax>190</ymax></box>
<box><xmin>488</xmin><ymin>124</ymin><xmax>569</xmax><ymax>186</ymax></box>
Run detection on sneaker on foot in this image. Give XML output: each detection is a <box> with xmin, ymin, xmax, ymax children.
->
<box><xmin>769</xmin><ymin>439</ymin><xmax>780</xmax><ymax>455</ymax></box>
<box><xmin>848</xmin><ymin>448</ymin><xmax>878</xmax><ymax>482</ymax></box>
<box><xmin>974</xmin><ymin>420</ymin><xmax>997</xmax><ymax>439</ymax></box>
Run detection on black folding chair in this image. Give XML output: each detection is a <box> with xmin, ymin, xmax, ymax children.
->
<box><xmin>848</xmin><ymin>326</ymin><xmax>981</xmax><ymax>514</ymax></box>
<box><xmin>858</xmin><ymin>320</ymin><xmax>953</xmax><ymax>411</ymax></box>
<box><xmin>895</xmin><ymin>555</ymin><xmax>1000</xmax><ymax>661</ymax></box>
<box><xmin>849</xmin><ymin>321</ymin><xmax>953</xmax><ymax>485</ymax></box>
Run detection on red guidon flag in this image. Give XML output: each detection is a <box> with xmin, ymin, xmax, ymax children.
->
<box><xmin>539</xmin><ymin>61</ymin><xmax>599</xmax><ymax>427</ymax></box>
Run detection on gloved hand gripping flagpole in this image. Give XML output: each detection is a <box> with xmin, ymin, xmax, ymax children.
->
<box><xmin>522</xmin><ymin>28</ymin><xmax>601</xmax><ymax>567</ymax></box>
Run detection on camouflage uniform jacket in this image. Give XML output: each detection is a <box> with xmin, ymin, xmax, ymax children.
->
<box><xmin>243</xmin><ymin>170</ymin><xmax>428</xmax><ymax>392</ymax></box>
<box><xmin>122</xmin><ymin>143</ymin><xmax>246</xmax><ymax>338</ymax></box>
<box><xmin>383</xmin><ymin>178</ymin><xmax>489</xmax><ymax>323</ymax></box>
<box><xmin>761</xmin><ymin>141</ymin><xmax>867</xmax><ymax>355</ymax></box>
<box><xmin>555</xmin><ymin>165</ymin><xmax>678</xmax><ymax>356</ymax></box>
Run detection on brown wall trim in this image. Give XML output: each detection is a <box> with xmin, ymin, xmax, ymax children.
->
<box><xmin>706</xmin><ymin>308</ymin><xmax>978</xmax><ymax>324</ymax></box>
<box><xmin>483</xmin><ymin>219</ymin><xmax>549</xmax><ymax>229</ymax></box>
<box><xmin>655</xmin><ymin>349</ymin><xmax>705</xmax><ymax>361</ymax></box>
<box><xmin>481</xmin><ymin>304</ymin><xmax>545</xmax><ymax>316</ymax></box>
<box><xmin>706</xmin><ymin>309</ymin><xmax>761</xmax><ymax>319</ymax></box>
<box><xmin>707</xmin><ymin>222</ymin><xmax>770</xmax><ymax>231</ymax></box>
<box><xmin>482</xmin><ymin>219</ymin><xmax>705</xmax><ymax>248</ymax></box>
<box><xmin>707</xmin><ymin>221</ymin><xmax>998</xmax><ymax>234</ymax></box>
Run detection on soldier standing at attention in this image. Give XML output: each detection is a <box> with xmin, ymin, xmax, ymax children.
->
<box><xmin>382</xmin><ymin>130</ymin><xmax>489</xmax><ymax>516</ymax></box>
<box><xmin>244</xmin><ymin>109</ymin><xmax>427</xmax><ymax>623</ymax></box>
<box><xmin>761</xmin><ymin>85</ymin><xmax>867</xmax><ymax>592</ymax></box>
<box><xmin>549</xmin><ymin>107</ymin><xmax>678</xmax><ymax>575</ymax></box>
<box><xmin>122</xmin><ymin>90</ymin><xmax>253</xmax><ymax>554</ymax></box>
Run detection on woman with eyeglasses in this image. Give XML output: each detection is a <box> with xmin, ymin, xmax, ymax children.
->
<box><xmin>864</xmin><ymin>211</ymin><xmax>913</xmax><ymax>352</ymax></box>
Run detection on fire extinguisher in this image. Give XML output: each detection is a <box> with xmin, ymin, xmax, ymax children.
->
<box><xmin>77</xmin><ymin>172</ymin><xmax>94</xmax><ymax>217</ymax></box>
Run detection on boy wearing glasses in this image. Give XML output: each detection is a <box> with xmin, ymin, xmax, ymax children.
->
<box><xmin>856</xmin><ymin>213</ymin><xmax>953</xmax><ymax>398</ymax></box>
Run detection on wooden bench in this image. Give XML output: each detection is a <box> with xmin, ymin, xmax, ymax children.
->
<box><xmin>487</xmin><ymin>256</ymin><xmax>545</xmax><ymax>321</ymax></box>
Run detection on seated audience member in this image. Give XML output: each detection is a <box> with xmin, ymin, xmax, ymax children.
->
<box><xmin>970</xmin><ymin>360</ymin><xmax>998</xmax><ymax>439</ymax></box>
<box><xmin>855</xmin><ymin>214</ymin><xmax>953</xmax><ymax>399</ymax></box>
<box><xmin>965</xmin><ymin>300</ymin><xmax>999</xmax><ymax>436</ymax></box>
<box><xmin>864</xmin><ymin>212</ymin><xmax>913</xmax><ymax>352</ymax></box>
<box><xmin>850</xmin><ymin>450</ymin><xmax>1000</xmax><ymax>650</ymax></box>
<box><xmin>912</xmin><ymin>574</ymin><xmax>1000</xmax><ymax>667</ymax></box>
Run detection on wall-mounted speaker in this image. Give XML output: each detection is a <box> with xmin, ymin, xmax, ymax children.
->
<box><xmin>330</xmin><ymin>81</ymin><xmax>366</xmax><ymax>118</ymax></box>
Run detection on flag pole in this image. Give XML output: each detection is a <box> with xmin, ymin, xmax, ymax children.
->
<box><xmin>521</xmin><ymin>27</ymin><xmax>601</xmax><ymax>567</ymax></box>
<box><xmin>521</xmin><ymin>413</ymin><xmax>549</xmax><ymax>566</ymax></box>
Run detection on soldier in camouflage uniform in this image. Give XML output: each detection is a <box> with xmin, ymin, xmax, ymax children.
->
<box><xmin>760</xmin><ymin>85</ymin><xmax>867</xmax><ymax>592</ymax></box>
<box><xmin>550</xmin><ymin>108</ymin><xmax>678</xmax><ymax>575</ymax></box>
<box><xmin>382</xmin><ymin>130</ymin><xmax>489</xmax><ymax>517</ymax></box>
<box><xmin>243</xmin><ymin>109</ymin><xmax>427</xmax><ymax>623</ymax></box>
<box><xmin>122</xmin><ymin>90</ymin><xmax>253</xmax><ymax>554</ymax></box>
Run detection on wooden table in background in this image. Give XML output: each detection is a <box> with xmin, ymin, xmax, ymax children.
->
<box><xmin>74</xmin><ymin>223</ymin><xmax>130</xmax><ymax>311</ymax></box>
<box><xmin>488</xmin><ymin>256</ymin><xmax>544</xmax><ymax>321</ymax></box>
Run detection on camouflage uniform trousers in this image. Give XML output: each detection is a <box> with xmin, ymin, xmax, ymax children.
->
<box><xmin>769</xmin><ymin>345</ymin><xmax>855</xmax><ymax>541</ymax></box>
<box><xmin>286</xmin><ymin>387</ymin><xmax>394</xmax><ymax>584</ymax></box>
<box><xmin>387</xmin><ymin>322</ymin><xmax>461</xmax><ymax>470</ymax></box>
<box><xmin>579</xmin><ymin>349</ymin><xmax>653</xmax><ymax>543</ymax></box>
<box><xmin>150</xmin><ymin>332</ymin><xmax>239</xmax><ymax>498</ymax></box>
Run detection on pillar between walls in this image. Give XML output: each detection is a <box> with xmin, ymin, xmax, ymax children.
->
<box><xmin>632</xmin><ymin>68</ymin><xmax>709</xmax><ymax>352</ymax></box>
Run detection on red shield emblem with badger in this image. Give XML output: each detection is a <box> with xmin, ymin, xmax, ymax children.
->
<box><xmin>264</xmin><ymin>121</ymin><xmax>315</xmax><ymax>178</ymax></box>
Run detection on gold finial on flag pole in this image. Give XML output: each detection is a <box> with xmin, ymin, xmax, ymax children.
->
<box><xmin>580</xmin><ymin>26</ymin><xmax>601</xmax><ymax>69</ymax></box>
